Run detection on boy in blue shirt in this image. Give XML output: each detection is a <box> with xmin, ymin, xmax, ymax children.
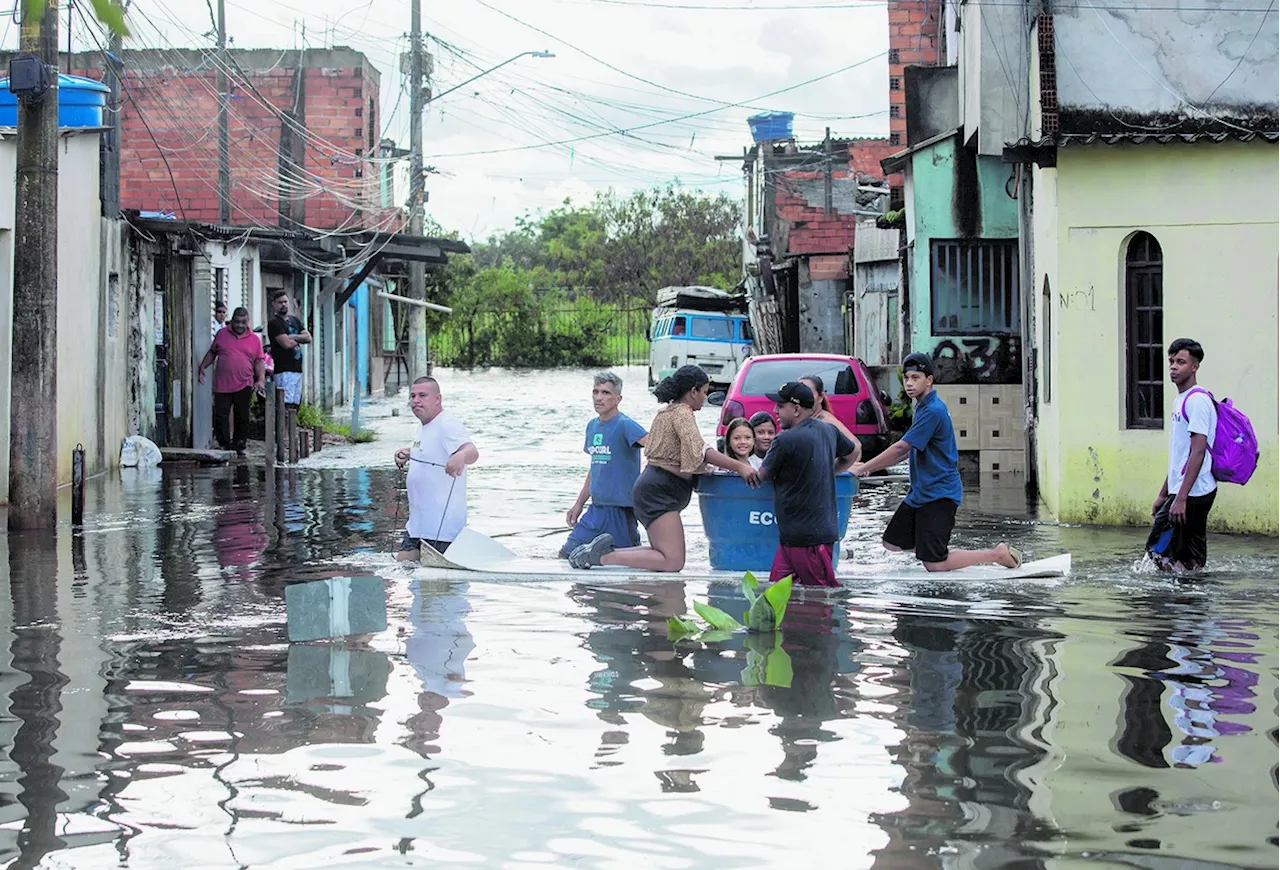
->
<box><xmin>852</xmin><ymin>353</ymin><xmax>1022</xmax><ymax>572</ymax></box>
<box><xmin>561</xmin><ymin>372</ymin><xmax>649</xmax><ymax>558</ymax></box>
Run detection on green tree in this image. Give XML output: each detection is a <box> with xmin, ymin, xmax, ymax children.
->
<box><xmin>25</xmin><ymin>0</ymin><xmax>128</xmax><ymax>35</ymax></box>
<box><xmin>469</xmin><ymin>185</ymin><xmax>740</xmax><ymax>304</ymax></box>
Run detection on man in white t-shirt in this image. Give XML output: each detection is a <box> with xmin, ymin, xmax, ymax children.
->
<box><xmin>1146</xmin><ymin>338</ymin><xmax>1217</xmax><ymax>572</ymax></box>
<box><xmin>394</xmin><ymin>377</ymin><xmax>479</xmax><ymax>560</ymax></box>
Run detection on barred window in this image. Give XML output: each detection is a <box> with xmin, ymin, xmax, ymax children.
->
<box><xmin>1125</xmin><ymin>232</ymin><xmax>1163</xmax><ymax>428</ymax></box>
<box><xmin>929</xmin><ymin>239</ymin><xmax>1020</xmax><ymax>335</ymax></box>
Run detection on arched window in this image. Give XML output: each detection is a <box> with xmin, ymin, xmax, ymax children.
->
<box><xmin>1125</xmin><ymin>232</ymin><xmax>1163</xmax><ymax>428</ymax></box>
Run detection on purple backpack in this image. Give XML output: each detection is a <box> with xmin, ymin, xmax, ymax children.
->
<box><xmin>1181</xmin><ymin>388</ymin><xmax>1259</xmax><ymax>485</ymax></box>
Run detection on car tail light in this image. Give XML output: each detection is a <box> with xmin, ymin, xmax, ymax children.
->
<box><xmin>721</xmin><ymin>399</ymin><xmax>745</xmax><ymax>427</ymax></box>
<box><xmin>855</xmin><ymin>398</ymin><xmax>877</xmax><ymax>425</ymax></box>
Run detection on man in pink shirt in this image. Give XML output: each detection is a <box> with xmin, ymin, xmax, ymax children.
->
<box><xmin>198</xmin><ymin>306</ymin><xmax>266</xmax><ymax>455</ymax></box>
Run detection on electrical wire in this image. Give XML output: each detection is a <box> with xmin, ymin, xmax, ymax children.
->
<box><xmin>423</xmin><ymin>50</ymin><xmax>887</xmax><ymax>159</ymax></box>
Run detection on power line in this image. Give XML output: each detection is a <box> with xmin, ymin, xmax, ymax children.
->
<box><xmin>425</xmin><ymin>50</ymin><xmax>887</xmax><ymax>159</ymax></box>
<box><xmin>1199</xmin><ymin>0</ymin><xmax>1276</xmax><ymax>106</ymax></box>
<box><xmin>469</xmin><ymin>0</ymin><xmax>821</xmax><ymax>114</ymax></box>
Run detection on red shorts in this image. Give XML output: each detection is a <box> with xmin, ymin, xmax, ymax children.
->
<box><xmin>770</xmin><ymin>544</ymin><xmax>838</xmax><ymax>588</ymax></box>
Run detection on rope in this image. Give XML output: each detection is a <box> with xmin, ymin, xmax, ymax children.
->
<box><xmin>403</xmin><ymin>453</ymin><xmax>459</xmax><ymax>548</ymax></box>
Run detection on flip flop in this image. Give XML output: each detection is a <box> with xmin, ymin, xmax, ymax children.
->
<box><xmin>1003</xmin><ymin>543</ymin><xmax>1024</xmax><ymax>569</ymax></box>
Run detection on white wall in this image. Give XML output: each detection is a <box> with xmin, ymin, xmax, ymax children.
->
<box><xmin>960</xmin><ymin>0</ymin><xmax>1032</xmax><ymax>155</ymax></box>
<box><xmin>1052</xmin><ymin>2</ymin><xmax>1278</xmax><ymax>115</ymax></box>
<box><xmin>0</xmin><ymin>132</ymin><xmax>124</xmax><ymax>498</ymax></box>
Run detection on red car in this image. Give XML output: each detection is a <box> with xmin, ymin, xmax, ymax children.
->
<box><xmin>709</xmin><ymin>353</ymin><xmax>892</xmax><ymax>458</ymax></box>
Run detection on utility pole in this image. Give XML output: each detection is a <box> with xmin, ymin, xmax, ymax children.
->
<box><xmin>8</xmin><ymin>0</ymin><xmax>60</xmax><ymax>530</ymax></box>
<box><xmin>407</xmin><ymin>0</ymin><xmax>428</xmax><ymax>378</ymax></box>
<box><xmin>216</xmin><ymin>0</ymin><xmax>229</xmax><ymax>225</ymax></box>
<box><xmin>102</xmin><ymin>18</ymin><xmax>122</xmax><ymax>217</ymax></box>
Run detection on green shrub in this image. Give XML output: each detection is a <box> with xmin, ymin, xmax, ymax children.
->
<box><xmin>296</xmin><ymin>402</ymin><xmax>375</xmax><ymax>443</ymax></box>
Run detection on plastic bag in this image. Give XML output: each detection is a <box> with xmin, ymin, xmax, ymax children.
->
<box><xmin>120</xmin><ymin>436</ymin><xmax>163</xmax><ymax>468</ymax></box>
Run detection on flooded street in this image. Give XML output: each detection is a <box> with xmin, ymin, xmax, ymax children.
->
<box><xmin>0</xmin><ymin>366</ymin><xmax>1275</xmax><ymax>869</ymax></box>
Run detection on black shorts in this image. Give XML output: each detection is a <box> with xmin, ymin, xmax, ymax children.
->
<box><xmin>400</xmin><ymin>531</ymin><xmax>451</xmax><ymax>554</ymax></box>
<box><xmin>631</xmin><ymin>465</ymin><xmax>695</xmax><ymax>527</ymax></box>
<box><xmin>1145</xmin><ymin>491</ymin><xmax>1216</xmax><ymax>571</ymax></box>
<box><xmin>883</xmin><ymin>498</ymin><xmax>957</xmax><ymax>564</ymax></box>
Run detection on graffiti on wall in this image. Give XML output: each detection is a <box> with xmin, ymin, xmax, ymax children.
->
<box><xmin>929</xmin><ymin>336</ymin><xmax>1021</xmax><ymax>384</ymax></box>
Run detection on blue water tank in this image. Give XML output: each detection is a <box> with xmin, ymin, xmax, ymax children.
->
<box><xmin>747</xmin><ymin>111</ymin><xmax>794</xmax><ymax>143</ymax></box>
<box><xmin>696</xmin><ymin>473</ymin><xmax>858</xmax><ymax>572</ymax></box>
<box><xmin>0</xmin><ymin>74</ymin><xmax>110</xmax><ymax>127</ymax></box>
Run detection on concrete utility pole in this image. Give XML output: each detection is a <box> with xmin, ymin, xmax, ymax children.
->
<box><xmin>216</xmin><ymin>0</ymin><xmax>230</xmax><ymax>225</ymax></box>
<box><xmin>407</xmin><ymin>0</ymin><xmax>429</xmax><ymax>378</ymax></box>
<box><xmin>102</xmin><ymin>23</ymin><xmax>122</xmax><ymax>218</ymax></box>
<box><xmin>8</xmin><ymin>0</ymin><xmax>60</xmax><ymax>531</ymax></box>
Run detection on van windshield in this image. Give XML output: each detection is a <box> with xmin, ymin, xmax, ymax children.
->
<box><xmin>740</xmin><ymin>360</ymin><xmax>858</xmax><ymax>396</ymax></box>
<box><xmin>690</xmin><ymin>317</ymin><xmax>734</xmax><ymax>340</ymax></box>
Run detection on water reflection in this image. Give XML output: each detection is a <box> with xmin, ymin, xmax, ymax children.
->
<box><xmin>869</xmin><ymin>602</ymin><xmax>1063</xmax><ymax>869</ymax></box>
<box><xmin>5</xmin><ymin>533</ymin><xmax>68</xmax><ymax>868</ymax></box>
<box><xmin>403</xmin><ymin>579</ymin><xmax>475</xmax><ymax>759</ymax></box>
<box><xmin>0</xmin><ymin>432</ymin><xmax>1272</xmax><ymax>868</ymax></box>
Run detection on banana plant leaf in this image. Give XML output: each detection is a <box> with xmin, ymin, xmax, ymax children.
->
<box><xmin>740</xmin><ymin>632</ymin><xmax>793</xmax><ymax>688</ymax></box>
<box><xmin>693</xmin><ymin>601</ymin><xmax>742</xmax><ymax>631</ymax></box>
<box><xmin>763</xmin><ymin>575</ymin><xmax>792</xmax><ymax>627</ymax></box>
<box><xmin>667</xmin><ymin>616</ymin><xmax>700</xmax><ymax>642</ymax></box>
<box><xmin>744</xmin><ymin>575</ymin><xmax>792</xmax><ymax>633</ymax></box>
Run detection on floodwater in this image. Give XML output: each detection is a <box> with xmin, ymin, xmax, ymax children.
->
<box><xmin>0</xmin><ymin>366</ymin><xmax>1275</xmax><ymax>869</ymax></box>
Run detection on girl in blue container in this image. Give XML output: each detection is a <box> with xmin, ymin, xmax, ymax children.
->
<box><xmin>722</xmin><ymin>417</ymin><xmax>763</xmax><ymax>470</ymax></box>
<box><xmin>568</xmin><ymin>365</ymin><xmax>759</xmax><ymax>572</ymax></box>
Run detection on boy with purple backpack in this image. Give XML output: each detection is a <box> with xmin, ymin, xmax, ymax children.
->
<box><xmin>1145</xmin><ymin>338</ymin><xmax>1258</xmax><ymax>572</ymax></box>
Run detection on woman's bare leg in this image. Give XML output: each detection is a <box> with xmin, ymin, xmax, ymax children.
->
<box><xmin>600</xmin><ymin>512</ymin><xmax>686</xmax><ymax>572</ymax></box>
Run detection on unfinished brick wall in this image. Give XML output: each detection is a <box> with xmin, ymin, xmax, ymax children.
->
<box><xmin>887</xmin><ymin>0</ymin><xmax>944</xmax><ymax>147</ymax></box>
<box><xmin>69</xmin><ymin>49</ymin><xmax>386</xmax><ymax>231</ymax></box>
<box><xmin>768</xmin><ymin>138</ymin><xmax>899</xmax><ymax>257</ymax></box>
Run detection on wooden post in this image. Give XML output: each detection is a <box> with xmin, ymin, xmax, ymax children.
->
<box><xmin>265</xmin><ymin>379</ymin><xmax>276</xmax><ymax>476</ymax></box>
<box><xmin>312</xmin><ymin>424</ymin><xmax>324</xmax><ymax>453</ymax></box>
<box><xmin>298</xmin><ymin>429</ymin><xmax>310</xmax><ymax>459</ymax></box>
<box><xmin>286</xmin><ymin>406</ymin><xmax>298</xmax><ymax>464</ymax></box>
<box><xmin>275</xmin><ymin>385</ymin><xmax>287</xmax><ymax>463</ymax></box>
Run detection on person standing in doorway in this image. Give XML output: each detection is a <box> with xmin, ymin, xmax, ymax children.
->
<box><xmin>267</xmin><ymin>289</ymin><xmax>312</xmax><ymax>460</ymax></box>
<box><xmin>1146</xmin><ymin>338</ymin><xmax>1217</xmax><ymax>572</ymax></box>
<box><xmin>394</xmin><ymin>377</ymin><xmax>480</xmax><ymax>560</ymax></box>
<box><xmin>211</xmin><ymin>300</ymin><xmax>228</xmax><ymax>339</ymax></box>
<box><xmin>756</xmin><ymin>382</ymin><xmax>858</xmax><ymax>587</ymax></box>
<box><xmin>198</xmin><ymin>306</ymin><xmax>266</xmax><ymax>456</ymax></box>
<box><xmin>562</xmin><ymin>372</ymin><xmax>649</xmax><ymax>559</ymax></box>
<box><xmin>852</xmin><ymin>352</ymin><xmax>1022</xmax><ymax>572</ymax></box>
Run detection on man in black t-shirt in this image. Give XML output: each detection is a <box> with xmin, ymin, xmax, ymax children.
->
<box><xmin>758</xmin><ymin>381</ymin><xmax>858</xmax><ymax>587</ymax></box>
<box><xmin>267</xmin><ymin>289</ymin><xmax>311</xmax><ymax>458</ymax></box>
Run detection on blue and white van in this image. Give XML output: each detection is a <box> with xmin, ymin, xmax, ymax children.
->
<box><xmin>648</xmin><ymin>286</ymin><xmax>753</xmax><ymax>389</ymax></box>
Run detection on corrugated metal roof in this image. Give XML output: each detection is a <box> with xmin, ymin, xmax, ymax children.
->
<box><xmin>1050</xmin><ymin>131</ymin><xmax>1278</xmax><ymax>147</ymax></box>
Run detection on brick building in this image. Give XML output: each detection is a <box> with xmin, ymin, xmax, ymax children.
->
<box><xmin>887</xmin><ymin>0</ymin><xmax>945</xmax><ymax>147</ymax></box>
<box><xmin>64</xmin><ymin>47</ymin><xmax>393</xmax><ymax>232</ymax></box>
<box><xmin>741</xmin><ymin>137</ymin><xmax>899</xmax><ymax>353</ymax></box>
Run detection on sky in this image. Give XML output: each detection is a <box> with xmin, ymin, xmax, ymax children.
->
<box><xmin>3</xmin><ymin>0</ymin><xmax>892</xmax><ymax>242</ymax></box>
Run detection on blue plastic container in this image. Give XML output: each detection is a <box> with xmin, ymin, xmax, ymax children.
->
<box><xmin>0</xmin><ymin>74</ymin><xmax>110</xmax><ymax>127</ymax></box>
<box><xmin>747</xmin><ymin>111</ymin><xmax>794</xmax><ymax>143</ymax></box>
<box><xmin>696</xmin><ymin>473</ymin><xmax>858</xmax><ymax>572</ymax></box>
